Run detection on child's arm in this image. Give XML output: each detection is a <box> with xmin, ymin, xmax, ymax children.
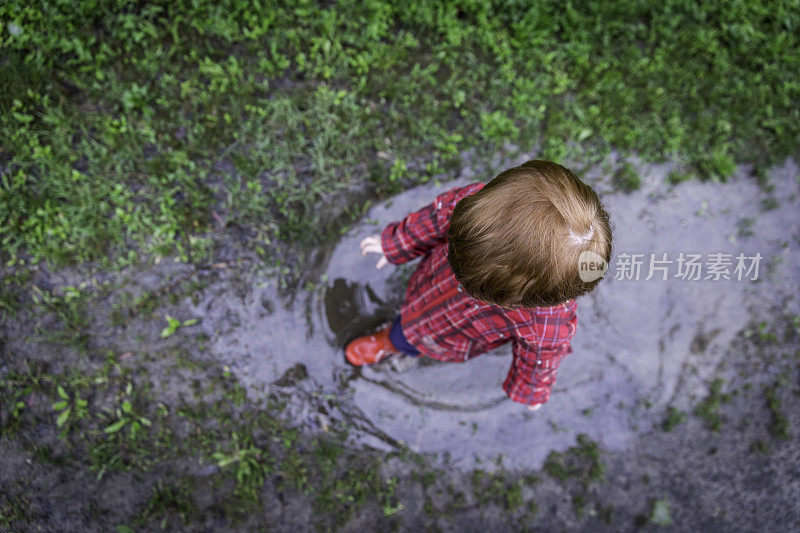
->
<box><xmin>503</xmin><ymin>308</ymin><xmax>578</xmax><ymax>410</ymax></box>
<box><xmin>379</xmin><ymin>183</ymin><xmax>482</xmax><ymax>265</ymax></box>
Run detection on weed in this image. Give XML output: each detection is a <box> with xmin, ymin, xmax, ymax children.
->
<box><xmin>763</xmin><ymin>377</ymin><xmax>790</xmax><ymax>441</ymax></box>
<box><xmin>572</xmin><ymin>493</ymin><xmax>588</xmax><ymax>520</ymax></box>
<box><xmin>212</xmin><ymin>432</ymin><xmax>274</xmax><ymax>502</ymax></box>
<box><xmin>227</xmin><ymin>384</ymin><xmax>248</xmax><ymax>408</ymax></box>
<box><xmin>693</xmin><ymin>378</ymin><xmax>732</xmax><ymax>432</ymax></box>
<box><xmin>523</xmin><ymin>474</ymin><xmax>540</xmax><ymax>486</ymax></box>
<box><xmin>761</xmin><ymin>197</ymin><xmax>779</xmax><ymax>211</ymax></box>
<box><xmin>471</xmin><ymin>469</ymin><xmax>524</xmax><ymax>511</ymax></box>
<box><xmin>661</xmin><ymin>406</ymin><xmax>686</xmax><ymax>432</ymax></box>
<box><xmin>135</xmin><ymin>479</ymin><xmax>193</xmax><ymax>529</ymax></box>
<box><xmin>0</xmin><ymin>267</ymin><xmax>32</xmax><ymax>320</ymax></box>
<box><xmin>736</xmin><ymin>217</ymin><xmax>755</xmax><ymax>238</ymax></box>
<box><xmin>51</xmin><ymin>384</ymin><xmax>90</xmax><ymax>438</ymax></box>
<box><xmin>314</xmin><ymin>461</ymin><xmax>383</xmax><ymax>526</ymax></box>
<box><xmin>0</xmin><ymin>383</ymin><xmax>30</xmax><ymax>435</ymax></box>
<box><xmin>744</xmin><ymin>321</ymin><xmax>779</xmax><ymax>344</ymax></box>
<box><xmin>443</xmin><ymin>485</ymin><xmax>467</xmax><ymax>514</ymax></box>
<box><xmin>527</xmin><ymin>499</ymin><xmax>539</xmax><ymax>517</ymax></box>
<box><xmin>279</xmin><ymin>449</ymin><xmax>311</xmax><ymax>494</ymax></box>
<box><xmin>0</xmin><ymin>492</ymin><xmax>29</xmax><ymax>528</ymax></box>
<box><xmin>666</xmin><ymin>169</ymin><xmax>692</xmax><ymax>185</ymax></box>
<box><xmin>543</xmin><ymin>434</ymin><xmax>605</xmax><ymax>485</ymax></box>
<box><xmin>598</xmin><ymin>503</ymin><xmax>614</xmax><ymax>525</ymax></box>
<box><xmin>750</xmin><ymin>439</ymin><xmax>769</xmax><ymax>454</ymax></box>
<box><xmin>309</xmin><ymin>441</ymin><xmax>339</xmax><ymax>487</ymax></box>
<box><xmin>172</xmin><ymin>349</ymin><xmax>205</xmax><ymax>371</ymax></box>
<box><xmin>160</xmin><ymin>314</ymin><xmax>199</xmax><ymax>338</ymax></box>
<box><xmin>30</xmin><ymin>285</ymin><xmax>91</xmax><ymax>353</ymax></box>
<box><xmin>422</xmin><ymin>499</ymin><xmax>436</xmax><ymax>518</ymax></box>
<box><xmin>382</xmin><ymin>476</ymin><xmax>405</xmax><ymax>517</ymax></box>
<box><xmin>100</xmin><ymin>394</ymin><xmax>152</xmax><ymax>440</ymax></box>
<box><xmin>504</xmin><ymin>481</ymin><xmax>524</xmax><ymax>511</ymax></box>
<box><xmin>89</xmin><ymin>426</ymin><xmax>153</xmax><ymax>481</ymax></box>
<box><xmin>415</xmin><ymin>470</ymin><xmax>437</xmax><ymax>488</ymax></box>
<box><xmin>612</xmin><ymin>163</ymin><xmax>642</xmax><ymax>193</ymax></box>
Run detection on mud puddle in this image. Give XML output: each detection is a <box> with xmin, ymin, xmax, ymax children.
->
<box><xmin>192</xmin><ymin>155</ymin><xmax>800</xmax><ymax>470</ymax></box>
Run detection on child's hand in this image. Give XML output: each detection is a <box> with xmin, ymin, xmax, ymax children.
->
<box><xmin>360</xmin><ymin>235</ymin><xmax>388</xmax><ymax>269</ymax></box>
<box><xmin>527</xmin><ymin>404</ymin><xmax>542</xmax><ymax>412</ymax></box>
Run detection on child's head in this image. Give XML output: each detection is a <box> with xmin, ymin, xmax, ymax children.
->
<box><xmin>447</xmin><ymin>160</ymin><xmax>612</xmax><ymax>308</ymax></box>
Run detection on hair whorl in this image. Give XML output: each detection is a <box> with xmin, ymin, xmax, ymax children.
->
<box><xmin>447</xmin><ymin>160</ymin><xmax>613</xmax><ymax>308</ymax></box>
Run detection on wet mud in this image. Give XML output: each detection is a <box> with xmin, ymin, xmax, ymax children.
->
<box><xmin>193</xmin><ymin>154</ymin><xmax>800</xmax><ymax>470</ymax></box>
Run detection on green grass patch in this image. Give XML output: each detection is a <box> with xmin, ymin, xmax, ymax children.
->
<box><xmin>661</xmin><ymin>406</ymin><xmax>687</xmax><ymax>432</ymax></box>
<box><xmin>134</xmin><ymin>479</ymin><xmax>194</xmax><ymax>530</ymax></box>
<box><xmin>543</xmin><ymin>433</ymin><xmax>604</xmax><ymax>484</ymax></box>
<box><xmin>0</xmin><ymin>351</ymin><xmax>414</xmax><ymax>529</ymax></box>
<box><xmin>471</xmin><ymin>469</ymin><xmax>524</xmax><ymax>510</ymax></box>
<box><xmin>693</xmin><ymin>378</ymin><xmax>732</xmax><ymax>432</ymax></box>
<box><xmin>2</xmin><ymin>0</ymin><xmax>799</xmax><ymax>278</ymax></box>
<box><xmin>763</xmin><ymin>376</ymin><xmax>790</xmax><ymax>441</ymax></box>
<box><xmin>30</xmin><ymin>284</ymin><xmax>92</xmax><ymax>354</ymax></box>
<box><xmin>612</xmin><ymin>162</ymin><xmax>642</xmax><ymax>193</ymax></box>
<box><xmin>0</xmin><ymin>491</ymin><xmax>29</xmax><ymax>529</ymax></box>
<box><xmin>543</xmin><ymin>433</ymin><xmax>605</xmax><ymax>520</ymax></box>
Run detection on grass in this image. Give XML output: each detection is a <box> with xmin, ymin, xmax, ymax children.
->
<box><xmin>134</xmin><ymin>479</ymin><xmax>193</xmax><ymax>529</ymax></box>
<box><xmin>661</xmin><ymin>406</ymin><xmax>687</xmax><ymax>432</ymax></box>
<box><xmin>543</xmin><ymin>433</ymin><xmax>606</xmax><ymax>520</ymax></box>
<box><xmin>744</xmin><ymin>321</ymin><xmax>780</xmax><ymax>344</ymax></box>
<box><xmin>30</xmin><ymin>284</ymin><xmax>92</xmax><ymax>354</ymax></box>
<box><xmin>470</xmin><ymin>469</ymin><xmax>524</xmax><ymax>510</ymax></box>
<box><xmin>750</xmin><ymin>439</ymin><xmax>769</xmax><ymax>454</ymax></box>
<box><xmin>2</xmin><ymin>0</ymin><xmax>799</xmax><ymax>284</ymax></box>
<box><xmin>212</xmin><ymin>431</ymin><xmax>275</xmax><ymax>501</ymax></box>
<box><xmin>693</xmin><ymin>378</ymin><xmax>733</xmax><ymax>432</ymax></box>
<box><xmin>763</xmin><ymin>376</ymin><xmax>790</xmax><ymax>441</ymax></box>
<box><xmin>0</xmin><ymin>346</ymin><xmax>409</xmax><ymax>529</ymax></box>
<box><xmin>611</xmin><ymin>162</ymin><xmax>642</xmax><ymax>193</ymax></box>
<box><xmin>0</xmin><ymin>492</ymin><xmax>29</xmax><ymax>528</ymax></box>
<box><xmin>313</xmin><ymin>456</ymin><xmax>386</xmax><ymax>527</ymax></box>
<box><xmin>543</xmin><ymin>433</ymin><xmax>605</xmax><ymax>485</ymax></box>
<box><xmin>0</xmin><ymin>266</ymin><xmax>32</xmax><ymax>320</ymax></box>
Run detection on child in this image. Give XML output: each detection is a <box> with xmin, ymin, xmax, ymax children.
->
<box><xmin>345</xmin><ymin>160</ymin><xmax>612</xmax><ymax>411</ymax></box>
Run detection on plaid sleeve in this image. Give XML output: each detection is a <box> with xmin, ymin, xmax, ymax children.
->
<box><xmin>380</xmin><ymin>184</ymin><xmax>470</xmax><ymax>265</ymax></box>
<box><xmin>503</xmin><ymin>308</ymin><xmax>578</xmax><ymax>406</ymax></box>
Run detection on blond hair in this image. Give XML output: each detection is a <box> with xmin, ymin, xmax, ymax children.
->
<box><xmin>447</xmin><ymin>160</ymin><xmax>612</xmax><ymax>308</ymax></box>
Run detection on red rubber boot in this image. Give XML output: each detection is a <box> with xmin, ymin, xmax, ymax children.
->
<box><xmin>345</xmin><ymin>323</ymin><xmax>401</xmax><ymax>366</ymax></box>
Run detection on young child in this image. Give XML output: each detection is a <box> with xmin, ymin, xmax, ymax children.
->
<box><xmin>345</xmin><ymin>160</ymin><xmax>613</xmax><ymax>411</ymax></box>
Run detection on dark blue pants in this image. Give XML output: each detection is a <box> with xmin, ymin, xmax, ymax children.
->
<box><xmin>389</xmin><ymin>315</ymin><xmax>420</xmax><ymax>356</ymax></box>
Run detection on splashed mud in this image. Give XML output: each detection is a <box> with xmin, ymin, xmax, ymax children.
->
<box><xmin>193</xmin><ymin>155</ymin><xmax>800</xmax><ymax>470</ymax></box>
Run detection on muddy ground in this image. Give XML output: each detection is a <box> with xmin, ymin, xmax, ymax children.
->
<box><xmin>2</xmin><ymin>153</ymin><xmax>800</xmax><ymax>531</ymax></box>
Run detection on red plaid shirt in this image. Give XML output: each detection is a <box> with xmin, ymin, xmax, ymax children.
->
<box><xmin>381</xmin><ymin>182</ymin><xmax>578</xmax><ymax>406</ymax></box>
